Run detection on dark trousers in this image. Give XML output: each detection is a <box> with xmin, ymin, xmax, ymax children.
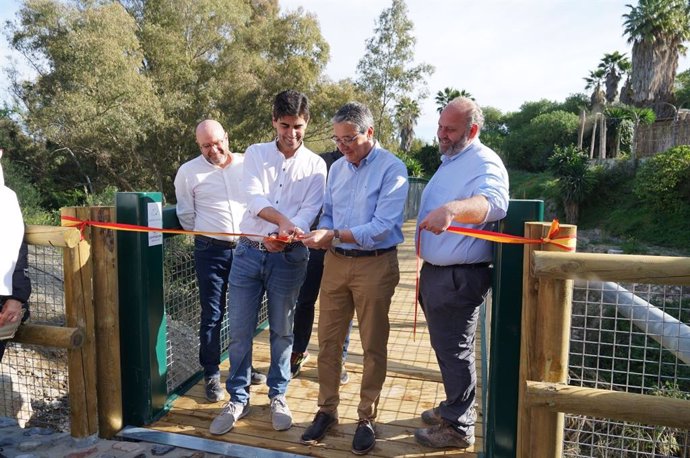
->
<box><xmin>418</xmin><ymin>262</ymin><xmax>491</xmax><ymax>436</ymax></box>
<box><xmin>194</xmin><ymin>236</ymin><xmax>234</xmax><ymax>378</ymax></box>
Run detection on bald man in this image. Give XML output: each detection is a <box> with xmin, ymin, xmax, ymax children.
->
<box><xmin>174</xmin><ymin>120</ymin><xmax>264</xmax><ymax>402</ymax></box>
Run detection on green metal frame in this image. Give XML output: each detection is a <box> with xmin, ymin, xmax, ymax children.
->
<box><xmin>116</xmin><ymin>192</ymin><xmax>168</xmax><ymax>426</ymax></box>
<box><xmin>485</xmin><ymin>199</ymin><xmax>544</xmax><ymax>458</ymax></box>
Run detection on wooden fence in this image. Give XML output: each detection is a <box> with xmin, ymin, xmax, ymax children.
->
<box><xmin>516</xmin><ymin>222</ymin><xmax>690</xmax><ymax>457</ymax></box>
<box><xmin>17</xmin><ymin>206</ymin><xmax>123</xmax><ymax>439</ymax></box>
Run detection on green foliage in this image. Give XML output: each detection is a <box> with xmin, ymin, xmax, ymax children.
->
<box><xmin>479</xmin><ymin>106</ymin><xmax>507</xmax><ymax>154</ymax></box>
<box><xmin>356</xmin><ymin>0</ymin><xmax>434</xmax><ymax>147</ymax></box>
<box><xmin>8</xmin><ymin>0</ymin><xmax>337</xmax><ymax>202</ymax></box>
<box><xmin>674</xmin><ymin>68</ymin><xmax>690</xmax><ymax>108</ymax></box>
<box><xmin>504</xmin><ymin>99</ymin><xmax>559</xmax><ymax>132</ymax></box>
<box><xmin>556</xmin><ymin>93</ymin><xmax>590</xmax><ymax>115</ymax></box>
<box><xmin>547</xmin><ymin>145</ymin><xmax>597</xmax><ymax>223</ymax></box>
<box><xmin>2</xmin><ymin>160</ymin><xmax>57</xmax><ymax>225</ymax></box>
<box><xmin>411</xmin><ymin>143</ymin><xmax>440</xmax><ymax>178</ymax></box>
<box><xmin>397</xmin><ymin>151</ymin><xmax>423</xmax><ymax>177</ymax></box>
<box><xmin>434</xmin><ymin>87</ymin><xmax>473</xmax><ymax>113</ymax></box>
<box><xmin>633</xmin><ymin>145</ymin><xmax>690</xmax><ymax>214</ymax></box>
<box><xmin>505</xmin><ymin>110</ymin><xmax>580</xmax><ymax>171</ymax></box>
<box><xmin>394</xmin><ymin>97</ymin><xmax>421</xmax><ymax>153</ymax></box>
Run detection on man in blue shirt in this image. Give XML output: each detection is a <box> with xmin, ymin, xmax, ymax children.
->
<box><xmin>414</xmin><ymin>97</ymin><xmax>509</xmax><ymax>450</ymax></box>
<box><xmin>300</xmin><ymin>102</ymin><xmax>409</xmax><ymax>455</ymax></box>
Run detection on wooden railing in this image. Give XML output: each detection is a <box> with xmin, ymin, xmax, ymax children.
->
<box><xmin>516</xmin><ymin>222</ymin><xmax>690</xmax><ymax>457</ymax></box>
<box><xmin>18</xmin><ymin>206</ymin><xmax>123</xmax><ymax>439</ymax></box>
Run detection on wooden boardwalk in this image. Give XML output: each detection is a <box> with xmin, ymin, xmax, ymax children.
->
<box><xmin>149</xmin><ymin>221</ymin><xmax>482</xmax><ymax>457</ymax></box>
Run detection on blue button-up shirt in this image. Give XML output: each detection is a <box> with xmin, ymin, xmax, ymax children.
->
<box><xmin>416</xmin><ymin>139</ymin><xmax>509</xmax><ymax>265</ymax></box>
<box><xmin>319</xmin><ymin>144</ymin><xmax>409</xmax><ymax>250</ymax></box>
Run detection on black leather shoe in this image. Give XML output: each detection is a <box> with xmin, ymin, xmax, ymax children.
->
<box><xmin>300</xmin><ymin>411</ymin><xmax>337</xmax><ymax>444</ymax></box>
<box><xmin>352</xmin><ymin>419</ymin><xmax>376</xmax><ymax>455</ymax></box>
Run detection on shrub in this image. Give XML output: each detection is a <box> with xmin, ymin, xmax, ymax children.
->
<box><xmin>633</xmin><ymin>145</ymin><xmax>690</xmax><ymax>215</ymax></box>
<box><xmin>547</xmin><ymin>144</ymin><xmax>597</xmax><ymax>223</ymax></box>
<box><xmin>505</xmin><ymin>110</ymin><xmax>580</xmax><ymax>171</ymax></box>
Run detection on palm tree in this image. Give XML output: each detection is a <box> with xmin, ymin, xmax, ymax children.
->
<box><xmin>395</xmin><ymin>97</ymin><xmax>421</xmax><ymax>153</ymax></box>
<box><xmin>623</xmin><ymin>0</ymin><xmax>690</xmax><ymax>117</ymax></box>
<box><xmin>598</xmin><ymin>51</ymin><xmax>632</xmax><ymax>103</ymax></box>
<box><xmin>584</xmin><ymin>69</ymin><xmax>606</xmax><ymax>109</ymax></box>
<box><xmin>434</xmin><ymin>87</ymin><xmax>473</xmax><ymax>113</ymax></box>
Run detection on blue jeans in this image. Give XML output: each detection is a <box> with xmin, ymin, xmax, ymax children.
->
<box><xmin>194</xmin><ymin>236</ymin><xmax>234</xmax><ymax>378</ymax></box>
<box><xmin>226</xmin><ymin>242</ymin><xmax>308</xmax><ymax>403</ymax></box>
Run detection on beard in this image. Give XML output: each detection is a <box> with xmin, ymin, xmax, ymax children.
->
<box><xmin>439</xmin><ymin>132</ymin><xmax>471</xmax><ymax>157</ymax></box>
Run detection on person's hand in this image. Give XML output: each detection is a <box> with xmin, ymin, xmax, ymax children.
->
<box><xmin>263</xmin><ymin>225</ymin><xmax>305</xmax><ymax>252</ymax></box>
<box><xmin>0</xmin><ymin>299</ymin><xmax>23</xmax><ymax>327</ymax></box>
<box><xmin>418</xmin><ymin>205</ymin><xmax>454</xmax><ymax>235</ymax></box>
<box><xmin>300</xmin><ymin>229</ymin><xmax>332</xmax><ymax>249</ymax></box>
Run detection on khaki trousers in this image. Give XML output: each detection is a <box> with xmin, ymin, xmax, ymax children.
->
<box><xmin>316</xmin><ymin>248</ymin><xmax>400</xmax><ymax>420</ymax></box>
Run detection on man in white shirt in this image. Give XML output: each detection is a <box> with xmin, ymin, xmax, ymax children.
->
<box><xmin>209</xmin><ymin>90</ymin><xmax>326</xmax><ymax>435</ymax></box>
<box><xmin>0</xmin><ymin>148</ymin><xmax>31</xmax><ymax>360</ymax></box>
<box><xmin>174</xmin><ymin>120</ymin><xmax>266</xmax><ymax>403</ymax></box>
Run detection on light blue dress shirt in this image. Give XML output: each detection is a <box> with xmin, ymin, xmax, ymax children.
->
<box><xmin>319</xmin><ymin>144</ymin><xmax>409</xmax><ymax>250</ymax></box>
<box><xmin>416</xmin><ymin>139</ymin><xmax>509</xmax><ymax>265</ymax></box>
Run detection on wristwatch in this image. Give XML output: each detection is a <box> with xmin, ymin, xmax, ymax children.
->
<box><xmin>331</xmin><ymin>229</ymin><xmax>342</xmax><ymax>247</ymax></box>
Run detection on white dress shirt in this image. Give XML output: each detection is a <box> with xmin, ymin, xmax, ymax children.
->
<box><xmin>239</xmin><ymin>141</ymin><xmax>326</xmax><ymax>241</ymax></box>
<box><xmin>174</xmin><ymin>153</ymin><xmax>246</xmax><ymax>242</ymax></box>
<box><xmin>0</xmin><ymin>186</ymin><xmax>24</xmax><ymax>295</ymax></box>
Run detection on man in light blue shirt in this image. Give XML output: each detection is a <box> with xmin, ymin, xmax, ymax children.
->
<box><xmin>414</xmin><ymin>97</ymin><xmax>509</xmax><ymax>450</ymax></box>
<box><xmin>300</xmin><ymin>102</ymin><xmax>409</xmax><ymax>455</ymax></box>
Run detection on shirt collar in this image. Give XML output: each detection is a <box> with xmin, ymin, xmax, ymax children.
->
<box><xmin>441</xmin><ymin>138</ymin><xmax>480</xmax><ymax>164</ymax></box>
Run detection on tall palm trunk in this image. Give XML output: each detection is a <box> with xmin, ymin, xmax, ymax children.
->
<box><xmin>631</xmin><ymin>39</ymin><xmax>680</xmax><ymax>117</ymax></box>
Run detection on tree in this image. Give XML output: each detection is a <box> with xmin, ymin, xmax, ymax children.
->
<box><xmin>9</xmin><ymin>0</ymin><xmax>164</xmax><ymax>193</ymax></box>
<box><xmin>623</xmin><ymin>0</ymin><xmax>690</xmax><ymax>117</ymax></box>
<box><xmin>598</xmin><ymin>51</ymin><xmax>632</xmax><ymax>103</ymax></box>
<box><xmin>8</xmin><ymin>0</ymin><xmax>333</xmax><ymax>200</ymax></box>
<box><xmin>674</xmin><ymin>68</ymin><xmax>690</xmax><ymax>109</ymax></box>
<box><xmin>356</xmin><ymin>0</ymin><xmax>434</xmax><ymax>147</ymax></box>
<box><xmin>584</xmin><ymin>68</ymin><xmax>607</xmax><ymax>109</ymax></box>
<box><xmin>395</xmin><ymin>97</ymin><xmax>420</xmax><ymax>153</ymax></box>
<box><xmin>504</xmin><ymin>110</ymin><xmax>580</xmax><ymax>171</ymax></box>
<box><xmin>547</xmin><ymin>144</ymin><xmax>596</xmax><ymax>224</ymax></box>
<box><xmin>434</xmin><ymin>87</ymin><xmax>473</xmax><ymax>113</ymax></box>
<box><xmin>479</xmin><ymin>106</ymin><xmax>507</xmax><ymax>154</ymax></box>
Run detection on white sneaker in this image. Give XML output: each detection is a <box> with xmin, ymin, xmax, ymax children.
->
<box><xmin>270</xmin><ymin>395</ymin><xmax>293</xmax><ymax>431</ymax></box>
<box><xmin>209</xmin><ymin>400</ymin><xmax>249</xmax><ymax>435</ymax></box>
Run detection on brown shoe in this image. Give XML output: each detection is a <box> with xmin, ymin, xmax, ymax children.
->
<box><xmin>420</xmin><ymin>407</ymin><xmax>442</xmax><ymax>425</ymax></box>
<box><xmin>415</xmin><ymin>421</ymin><xmax>475</xmax><ymax>449</ymax></box>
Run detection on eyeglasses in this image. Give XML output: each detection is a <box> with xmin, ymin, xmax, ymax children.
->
<box><xmin>330</xmin><ymin>132</ymin><xmax>362</xmax><ymax>145</ymax></box>
<box><xmin>200</xmin><ymin>133</ymin><xmax>228</xmax><ymax>151</ymax></box>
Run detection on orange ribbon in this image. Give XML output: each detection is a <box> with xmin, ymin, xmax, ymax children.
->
<box><xmin>60</xmin><ymin>215</ymin><xmax>294</xmax><ymax>243</ymax></box>
<box><xmin>413</xmin><ymin>219</ymin><xmax>575</xmax><ymax>339</ymax></box>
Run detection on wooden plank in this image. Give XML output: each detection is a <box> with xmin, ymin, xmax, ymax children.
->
<box><xmin>532</xmin><ymin>251</ymin><xmax>690</xmax><ymax>286</ymax></box>
<box><xmin>150</xmin><ymin>221</ymin><xmax>480</xmax><ymax>457</ymax></box>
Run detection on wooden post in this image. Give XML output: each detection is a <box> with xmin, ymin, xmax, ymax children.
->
<box><xmin>13</xmin><ymin>324</ymin><xmax>84</xmax><ymax>349</ymax></box>
<box><xmin>517</xmin><ymin>222</ymin><xmax>577</xmax><ymax>458</ymax></box>
<box><xmin>61</xmin><ymin>207</ymin><xmax>98</xmax><ymax>438</ymax></box>
<box><xmin>90</xmin><ymin>206</ymin><xmax>123</xmax><ymax>438</ymax></box>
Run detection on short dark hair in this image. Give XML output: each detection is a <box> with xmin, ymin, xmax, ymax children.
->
<box><xmin>273</xmin><ymin>90</ymin><xmax>310</xmax><ymax>122</ymax></box>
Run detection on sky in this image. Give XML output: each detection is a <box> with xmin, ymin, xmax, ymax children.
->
<box><xmin>2</xmin><ymin>0</ymin><xmax>689</xmax><ymax>142</ymax></box>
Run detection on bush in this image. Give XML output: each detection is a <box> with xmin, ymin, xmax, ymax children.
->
<box><xmin>505</xmin><ymin>110</ymin><xmax>580</xmax><ymax>171</ymax></box>
<box><xmin>633</xmin><ymin>145</ymin><xmax>690</xmax><ymax>215</ymax></box>
<box><xmin>411</xmin><ymin>144</ymin><xmax>441</xmax><ymax>178</ymax></box>
<box><xmin>547</xmin><ymin>144</ymin><xmax>597</xmax><ymax>223</ymax></box>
